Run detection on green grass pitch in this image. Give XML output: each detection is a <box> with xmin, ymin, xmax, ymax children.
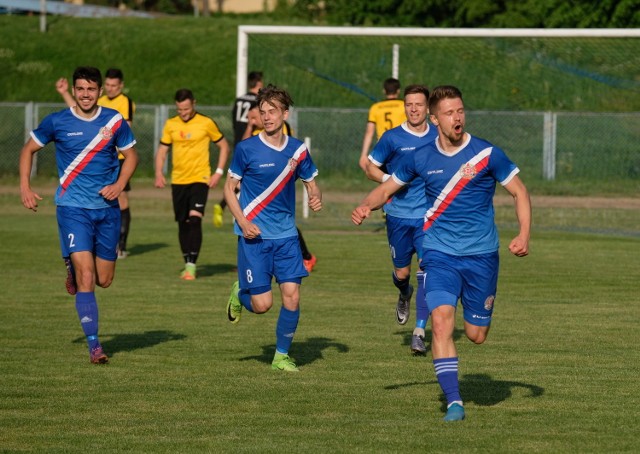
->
<box><xmin>1</xmin><ymin>183</ymin><xmax>639</xmax><ymax>452</ymax></box>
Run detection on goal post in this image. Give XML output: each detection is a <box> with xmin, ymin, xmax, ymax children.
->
<box><xmin>237</xmin><ymin>26</ymin><xmax>640</xmax><ymax>184</ymax></box>
<box><xmin>237</xmin><ymin>25</ymin><xmax>640</xmax><ymax>97</ymax></box>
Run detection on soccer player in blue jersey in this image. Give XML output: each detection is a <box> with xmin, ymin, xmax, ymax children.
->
<box><xmin>365</xmin><ymin>84</ymin><xmax>438</xmax><ymax>354</ymax></box>
<box><xmin>224</xmin><ymin>84</ymin><xmax>322</xmax><ymax>372</ymax></box>
<box><xmin>352</xmin><ymin>85</ymin><xmax>531</xmax><ymax>421</ymax></box>
<box><xmin>19</xmin><ymin>66</ymin><xmax>138</xmax><ymax>365</ymax></box>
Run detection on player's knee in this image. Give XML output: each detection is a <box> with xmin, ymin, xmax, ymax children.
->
<box><xmin>466</xmin><ymin>326</ymin><xmax>490</xmax><ymax>344</ymax></box>
<box><xmin>97</xmin><ymin>280</ymin><xmax>112</xmax><ymax>289</ymax></box>
<box><xmin>251</xmin><ymin>298</ymin><xmax>272</xmax><ymax>314</ymax></box>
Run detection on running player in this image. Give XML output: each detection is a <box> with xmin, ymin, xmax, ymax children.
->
<box><xmin>20</xmin><ymin>66</ymin><xmax>138</xmax><ymax>364</ymax></box>
<box><xmin>56</xmin><ymin>68</ymin><xmax>136</xmax><ymax>259</ymax></box>
<box><xmin>365</xmin><ymin>84</ymin><xmax>438</xmax><ymax>354</ymax></box>
<box><xmin>352</xmin><ymin>85</ymin><xmax>531</xmax><ymax>421</ymax></box>
<box><xmin>224</xmin><ymin>85</ymin><xmax>322</xmax><ymax>372</ymax></box>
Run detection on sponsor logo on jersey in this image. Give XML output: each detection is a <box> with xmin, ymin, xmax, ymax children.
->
<box><xmin>484</xmin><ymin>295</ymin><xmax>495</xmax><ymax>311</ymax></box>
<box><xmin>67</xmin><ymin>132</ymin><xmax>83</xmax><ymax>137</ymax></box>
<box><xmin>459</xmin><ymin>163</ymin><xmax>476</xmax><ymax>179</ymax></box>
<box><xmin>259</xmin><ymin>163</ymin><xmax>275</xmax><ymax>168</ymax></box>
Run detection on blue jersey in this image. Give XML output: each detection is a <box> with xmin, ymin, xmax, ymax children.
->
<box><xmin>369</xmin><ymin>122</ymin><xmax>438</xmax><ymax>219</ymax></box>
<box><xmin>31</xmin><ymin>107</ymin><xmax>136</xmax><ymax>209</ymax></box>
<box><xmin>228</xmin><ymin>133</ymin><xmax>318</xmax><ymax>239</ymax></box>
<box><xmin>394</xmin><ymin>133</ymin><xmax>519</xmax><ymax>256</ymax></box>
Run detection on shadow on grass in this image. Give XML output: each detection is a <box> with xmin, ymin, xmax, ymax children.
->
<box><xmin>72</xmin><ymin>330</ymin><xmax>187</xmax><ymax>357</ymax></box>
<box><xmin>127</xmin><ymin>242</ymin><xmax>170</xmax><ymax>256</ymax></box>
<box><xmin>239</xmin><ymin>336</ymin><xmax>349</xmax><ymax>367</ymax></box>
<box><xmin>195</xmin><ymin>263</ymin><xmax>238</xmax><ymax>277</ymax></box>
<box><xmin>385</xmin><ymin>373</ymin><xmax>544</xmax><ymax>408</ymax></box>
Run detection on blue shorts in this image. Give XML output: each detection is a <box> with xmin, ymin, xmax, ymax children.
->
<box><xmin>422</xmin><ymin>250</ymin><xmax>499</xmax><ymax>327</ymax></box>
<box><xmin>385</xmin><ymin>215</ymin><xmax>424</xmax><ymax>268</ymax></box>
<box><xmin>237</xmin><ymin>236</ymin><xmax>307</xmax><ymax>292</ymax></box>
<box><xmin>57</xmin><ymin>205</ymin><xmax>120</xmax><ymax>261</ymax></box>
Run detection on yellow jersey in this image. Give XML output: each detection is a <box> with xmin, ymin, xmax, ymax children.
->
<box><xmin>367</xmin><ymin>99</ymin><xmax>406</xmax><ymax>139</ymax></box>
<box><xmin>160</xmin><ymin>113</ymin><xmax>225</xmax><ymax>185</ymax></box>
<box><xmin>99</xmin><ymin>93</ymin><xmax>135</xmax><ymax>159</ymax></box>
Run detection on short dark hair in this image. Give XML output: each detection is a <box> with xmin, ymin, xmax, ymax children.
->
<box><xmin>174</xmin><ymin>88</ymin><xmax>194</xmax><ymax>103</ymax></box>
<box><xmin>383</xmin><ymin>78</ymin><xmax>401</xmax><ymax>95</ymax></box>
<box><xmin>104</xmin><ymin>68</ymin><xmax>124</xmax><ymax>81</ymax></box>
<box><xmin>72</xmin><ymin>66</ymin><xmax>102</xmax><ymax>88</ymax></box>
<box><xmin>428</xmin><ymin>85</ymin><xmax>463</xmax><ymax>114</ymax></box>
<box><xmin>248</xmin><ymin>71</ymin><xmax>263</xmax><ymax>89</ymax></box>
<box><xmin>403</xmin><ymin>84</ymin><xmax>429</xmax><ymax>100</ymax></box>
<box><xmin>257</xmin><ymin>84</ymin><xmax>294</xmax><ymax>111</ymax></box>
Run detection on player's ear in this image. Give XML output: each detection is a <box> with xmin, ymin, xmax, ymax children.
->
<box><xmin>283</xmin><ymin>109</ymin><xmax>289</xmax><ymax>120</ymax></box>
<box><xmin>430</xmin><ymin>114</ymin><xmax>438</xmax><ymax>125</ymax></box>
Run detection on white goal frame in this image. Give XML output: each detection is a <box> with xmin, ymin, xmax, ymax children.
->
<box><xmin>236</xmin><ymin>25</ymin><xmax>640</xmax><ymax>96</ymax></box>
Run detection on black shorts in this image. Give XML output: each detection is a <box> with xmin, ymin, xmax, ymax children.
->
<box><xmin>118</xmin><ymin>159</ymin><xmax>131</xmax><ymax>192</ymax></box>
<box><xmin>171</xmin><ymin>183</ymin><xmax>209</xmax><ymax>222</ymax></box>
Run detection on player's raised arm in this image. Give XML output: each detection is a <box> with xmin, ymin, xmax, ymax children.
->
<box><xmin>352</xmin><ymin>177</ymin><xmax>403</xmax><ymax>225</ymax></box>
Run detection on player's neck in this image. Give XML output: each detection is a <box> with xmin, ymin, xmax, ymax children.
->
<box><xmin>438</xmin><ymin>132</ymin><xmax>468</xmax><ymax>153</ymax></box>
<box><xmin>261</xmin><ymin>128</ymin><xmax>286</xmax><ymax>148</ymax></box>
<box><xmin>73</xmin><ymin>105</ymin><xmax>99</xmax><ymax>119</ymax></box>
<box><xmin>406</xmin><ymin>121</ymin><xmax>427</xmax><ymax>134</ymax></box>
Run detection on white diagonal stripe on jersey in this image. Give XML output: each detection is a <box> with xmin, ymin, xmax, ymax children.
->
<box><xmin>59</xmin><ymin>113</ymin><xmax>123</xmax><ymax>186</ymax></box>
<box><xmin>242</xmin><ymin>143</ymin><xmax>307</xmax><ymax>218</ymax></box>
<box><xmin>424</xmin><ymin>146</ymin><xmax>493</xmax><ymax>221</ymax></box>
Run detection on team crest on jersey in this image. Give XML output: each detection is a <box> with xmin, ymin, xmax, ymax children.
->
<box><xmin>100</xmin><ymin>127</ymin><xmax>113</xmax><ymax>140</ymax></box>
<box><xmin>288</xmin><ymin>158</ymin><xmax>298</xmax><ymax>171</ymax></box>
<box><xmin>484</xmin><ymin>295</ymin><xmax>495</xmax><ymax>311</ymax></box>
<box><xmin>459</xmin><ymin>163</ymin><xmax>476</xmax><ymax>179</ymax></box>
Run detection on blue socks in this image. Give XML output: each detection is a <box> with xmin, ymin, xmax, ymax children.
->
<box><xmin>275</xmin><ymin>306</ymin><xmax>299</xmax><ymax>355</ymax></box>
<box><xmin>415</xmin><ymin>270</ymin><xmax>428</xmax><ymax>330</ymax></box>
<box><xmin>392</xmin><ymin>271</ymin><xmax>411</xmax><ymax>298</ymax></box>
<box><xmin>75</xmin><ymin>292</ymin><xmax>100</xmax><ymax>350</ymax></box>
<box><xmin>433</xmin><ymin>357</ymin><xmax>462</xmax><ymax>405</ymax></box>
<box><xmin>238</xmin><ymin>287</ymin><xmax>254</xmax><ymax>313</ymax></box>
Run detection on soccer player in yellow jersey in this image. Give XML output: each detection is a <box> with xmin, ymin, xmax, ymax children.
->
<box><xmin>358</xmin><ymin>78</ymin><xmax>406</xmax><ymax>172</ymax></box>
<box><xmin>56</xmin><ymin>68</ymin><xmax>136</xmax><ymax>259</ymax></box>
<box><xmin>154</xmin><ymin>89</ymin><xmax>230</xmax><ymax>280</ymax></box>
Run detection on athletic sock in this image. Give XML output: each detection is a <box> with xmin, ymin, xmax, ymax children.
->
<box><xmin>178</xmin><ymin>220</ymin><xmax>189</xmax><ymax>262</ymax></box>
<box><xmin>238</xmin><ymin>288</ymin><xmax>254</xmax><ymax>313</ymax></box>
<box><xmin>275</xmin><ymin>306</ymin><xmax>300</xmax><ymax>355</ymax></box>
<box><xmin>415</xmin><ymin>270</ymin><xmax>428</xmax><ymax>330</ymax></box>
<box><xmin>433</xmin><ymin>357</ymin><xmax>462</xmax><ymax>405</ymax></box>
<box><xmin>297</xmin><ymin>228</ymin><xmax>312</xmax><ymax>260</ymax></box>
<box><xmin>75</xmin><ymin>292</ymin><xmax>100</xmax><ymax>350</ymax></box>
<box><xmin>187</xmin><ymin>216</ymin><xmax>202</xmax><ymax>264</ymax></box>
<box><xmin>119</xmin><ymin>207</ymin><xmax>131</xmax><ymax>251</ymax></box>
<box><xmin>392</xmin><ymin>271</ymin><xmax>411</xmax><ymax>297</ymax></box>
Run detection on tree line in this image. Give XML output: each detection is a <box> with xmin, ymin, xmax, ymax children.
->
<box><xmin>86</xmin><ymin>0</ymin><xmax>640</xmax><ymax>27</ymax></box>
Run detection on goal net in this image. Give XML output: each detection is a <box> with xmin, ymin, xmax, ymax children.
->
<box><xmin>237</xmin><ymin>26</ymin><xmax>640</xmax><ymax>193</ymax></box>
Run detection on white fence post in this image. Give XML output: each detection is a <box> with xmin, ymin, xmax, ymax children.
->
<box><xmin>543</xmin><ymin>111</ymin><xmax>557</xmax><ymax>181</ymax></box>
<box><xmin>302</xmin><ymin>137</ymin><xmax>311</xmax><ymax>219</ymax></box>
